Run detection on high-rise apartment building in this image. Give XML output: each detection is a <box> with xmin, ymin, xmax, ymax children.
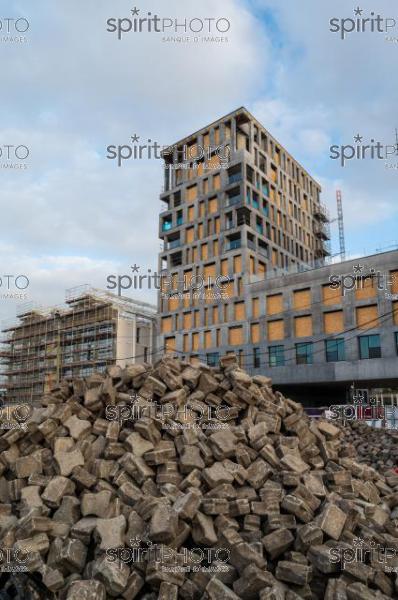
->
<box><xmin>1</xmin><ymin>286</ymin><xmax>157</xmax><ymax>403</ymax></box>
<box><xmin>158</xmin><ymin>107</ymin><xmax>330</xmax><ymax>360</ymax></box>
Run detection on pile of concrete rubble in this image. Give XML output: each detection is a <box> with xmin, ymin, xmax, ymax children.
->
<box><xmin>0</xmin><ymin>355</ymin><xmax>398</xmax><ymax>599</ymax></box>
<box><xmin>339</xmin><ymin>420</ymin><xmax>398</xmax><ymax>474</ymax></box>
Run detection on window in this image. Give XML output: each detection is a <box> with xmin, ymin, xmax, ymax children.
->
<box><xmin>207</xmin><ymin>352</ymin><xmax>219</xmax><ymax>367</ymax></box>
<box><xmin>359</xmin><ymin>335</ymin><xmax>381</xmax><ymax>359</ymax></box>
<box><xmin>325</xmin><ymin>339</ymin><xmax>345</xmax><ymax>362</ymax></box>
<box><xmin>269</xmin><ymin>345</ymin><xmax>285</xmax><ymax>367</ymax></box>
<box><xmin>296</xmin><ymin>342</ymin><xmax>313</xmax><ymax>365</ymax></box>
<box><xmin>253</xmin><ymin>348</ymin><xmax>261</xmax><ymax>368</ymax></box>
<box><xmin>136</xmin><ymin>328</ymin><xmax>140</xmax><ymax>343</ymax></box>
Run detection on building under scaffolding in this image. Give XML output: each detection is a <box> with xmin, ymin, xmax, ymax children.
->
<box><xmin>0</xmin><ymin>286</ymin><xmax>158</xmax><ymax>404</ymax></box>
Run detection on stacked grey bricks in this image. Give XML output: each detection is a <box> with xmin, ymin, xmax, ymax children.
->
<box><xmin>0</xmin><ymin>355</ymin><xmax>398</xmax><ymax>599</ymax></box>
<box><xmin>339</xmin><ymin>420</ymin><xmax>398</xmax><ymax>474</ymax></box>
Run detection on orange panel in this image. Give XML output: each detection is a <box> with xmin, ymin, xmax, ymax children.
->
<box><xmin>161</xmin><ymin>317</ymin><xmax>172</xmax><ymax>333</ymax></box>
<box><xmin>192</xmin><ymin>333</ymin><xmax>199</xmax><ymax>351</ymax></box>
<box><xmin>213</xmin><ymin>240</ymin><xmax>219</xmax><ymax>256</ymax></box>
<box><xmin>323</xmin><ymin>311</ymin><xmax>344</xmax><ymax>334</ymax></box>
<box><xmin>391</xmin><ymin>271</ymin><xmax>398</xmax><ymax>294</ymax></box>
<box><xmin>294</xmin><ymin>316</ymin><xmax>313</xmax><ymax>338</ymax></box>
<box><xmin>201</xmin><ymin>244</ymin><xmax>208</xmax><ymax>260</ymax></box>
<box><xmin>267</xmin><ymin>294</ymin><xmax>283</xmax><ymax>315</ymax></box>
<box><xmin>169</xmin><ymin>296</ymin><xmax>179</xmax><ymax>311</ymax></box>
<box><xmin>165</xmin><ymin>337</ymin><xmax>176</xmax><ymax>351</ymax></box>
<box><xmin>209</xmin><ymin>198</ymin><xmax>217</xmax><ymax>213</ymax></box>
<box><xmin>221</xmin><ymin>259</ymin><xmax>228</xmax><ymax>276</ymax></box>
<box><xmin>355</xmin><ymin>276</ymin><xmax>377</xmax><ymax>300</ymax></box>
<box><xmin>251</xmin><ymin>323</ymin><xmax>260</xmax><ymax>343</ymax></box>
<box><xmin>252</xmin><ymin>298</ymin><xmax>259</xmax><ymax>318</ymax></box>
<box><xmin>234</xmin><ymin>255</ymin><xmax>242</xmax><ymax>273</ymax></box>
<box><xmin>186</xmin><ymin>227</ymin><xmax>194</xmax><ymax>243</ymax></box>
<box><xmin>268</xmin><ymin>320</ymin><xmax>284</xmax><ymax>341</ymax></box>
<box><xmin>204</xmin><ymin>330</ymin><xmax>212</xmax><ymax>349</ymax></box>
<box><xmin>183</xmin><ymin>334</ymin><xmax>189</xmax><ymax>352</ymax></box>
<box><xmin>188</xmin><ymin>206</ymin><xmax>194</xmax><ymax>221</ymax></box>
<box><xmin>183</xmin><ymin>312</ymin><xmax>191</xmax><ymax>330</ymax></box>
<box><xmin>234</xmin><ymin>302</ymin><xmax>246</xmax><ymax>321</ymax></box>
<box><xmin>215</xmin><ymin>217</ymin><xmax>221</xmax><ymax>233</ymax></box>
<box><xmin>356</xmin><ymin>305</ymin><xmax>379</xmax><ymax>329</ymax></box>
<box><xmin>186</xmin><ymin>185</ymin><xmax>198</xmax><ymax>202</ymax></box>
<box><xmin>322</xmin><ymin>284</ymin><xmax>342</xmax><ymax>306</ymax></box>
<box><xmin>293</xmin><ymin>289</ymin><xmax>311</xmax><ymax>310</ymax></box>
<box><xmin>213</xmin><ymin>174</ymin><xmax>221</xmax><ymax>190</ymax></box>
<box><xmin>250</xmin><ymin>257</ymin><xmax>255</xmax><ymax>274</ymax></box>
<box><xmin>194</xmin><ymin>312</ymin><xmax>200</xmax><ymax>327</ymax></box>
<box><xmin>393</xmin><ymin>301</ymin><xmax>398</xmax><ymax>325</ymax></box>
<box><xmin>204</xmin><ymin>263</ymin><xmax>216</xmax><ymax>279</ymax></box>
<box><xmin>229</xmin><ymin>326</ymin><xmax>243</xmax><ymax>345</ymax></box>
<box><xmin>213</xmin><ymin>306</ymin><xmax>219</xmax><ymax>324</ymax></box>
<box><xmin>198</xmin><ymin>223</ymin><xmax>204</xmax><ymax>238</ymax></box>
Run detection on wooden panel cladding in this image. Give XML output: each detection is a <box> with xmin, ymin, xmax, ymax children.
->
<box><xmin>356</xmin><ymin>305</ymin><xmax>379</xmax><ymax>329</ymax></box>
<box><xmin>323</xmin><ymin>311</ymin><xmax>344</xmax><ymax>334</ymax></box>
<box><xmin>188</xmin><ymin>205</ymin><xmax>194</xmax><ymax>221</ymax></box>
<box><xmin>322</xmin><ymin>284</ymin><xmax>341</xmax><ymax>306</ymax></box>
<box><xmin>391</xmin><ymin>271</ymin><xmax>398</xmax><ymax>294</ymax></box>
<box><xmin>221</xmin><ymin>259</ymin><xmax>228</xmax><ymax>276</ymax></box>
<box><xmin>267</xmin><ymin>294</ymin><xmax>283</xmax><ymax>316</ymax></box>
<box><xmin>293</xmin><ymin>288</ymin><xmax>311</xmax><ymax>311</ymax></box>
<box><xmin>229</xmin><ymin>326</ymin><xmax>243</xmax><ymax>346</ymax></box>
<box><xmin>186</xmin><ymin>227</ymin><xmax>195</xmax><ymax>243</ymax></box>
<box><xmin>209</xmin><ymin>197</ymin><xmax>218</xmax><ymax>214</ymax></box>
<box><xmin>184</xmin><ymin>269</ymin><xmax>193</xmax><ymax>288</ymax></box>
<box><xmin>252</xmin><ymin>297</ymin><xmax>259</xmax><ymax>318</ymax></box>
<box><xmin>294</xmin><ymin>315</ymin><xmax>313</xmax><ymax>338</ymax></box>
<box><xmin>198</xmin><ymin>223</ymin><xmax>204</xmax><ymax>239</ymax></box>
<box><xmin>250</xmin><ymin>257</ymin><xmax>255</xmax><ymax>274</ymax></box>
<box><xmin>213</xmin><ymin>306</ymin><xmax>219</xmax><ymax>324</ymax></box>
<box><xmin>186</xmin><ymin>185</ymin><xmax>198</xmax><ymax>202</ymax></box>
<box><xmin>192</xmin><ymin>332</ymin><xmax>199</xmax><ymax>351</ymax></box>
<box><xmin>204</xmin><ymin>263</ymin><xmax>216</xmax><ymax>279</ymax></box>
<box><xmin>233</xmin><ymin>255</ymin><xmax>242</xmax><ymax>273</ymax></box>
<box><xmin>161</xmin><ymin>316</ymin><xmax>172</xmax><ymax>333</ymax></box>
<box><xmin>194</xmin><ymin>311</ymin><xmax>200</xmax><ymax>327</ymax></box>
<box><xmin>223</xmin><ymin>281</ymin><xmax>234</xmax><ymax>299</ymax></box>
<box><xmin>234</xmin><ymin>302</ymin><xmax>246</xmax><ymax>321</ymax></box>
<box><xmin>215</xmin><ymin>217</ymin><xmax>221</xmax><ymax>233</ymax></box>
<box><xmin>183</xmin><ymin>334</ymin><xmax>189</xmax><ymax>352</ymax></box>
<box><xmin>213</xmin><ymin>174</ymin><xmax>221</xmax><ymax>191</ymax></box>
<box><xmin>355</xmin><ymin>276</ymin><xmax>377</xmax><ymax>301</ymax></box>
<box><xmin>251</xmin><ymin>323</ymin><xmax>260</xmax><ymax>343</ymax></box>
<box><xmin>268</xmin><ymin>320</ymin><xmax>284</xmax><ymax>341</ymax></box>
<box><xmin>201</xmin><ymin>243</ymin><xmax>208</xmax><ymax>260</ymax></box>
<box><xmin>213</xmin><ymin>240</ymin><xmax>219</xmax><ymax>256</ymax></box>
<box><xmin>258</xmin><ymin>262</ymin><xmax>266</xmax><ymax>278</ymax></box>
<box><xmin>199</xmin><ymin>202</ymin><xmax>205</xmax><ymax>217</ymax></box>
<box><xmin>165</xmin><ymin>337</ymin><xmax>176</xmax><ymax>351</ymax></box>
<box><xmin>204</xmin><ymin>330</ymin><xmax>212</xmax><ymax>349</ymax></box>
<box><xmin>183</xmin><ymin>312</ymin><xmax>192</xmax><ymax>330</ymax></box>
<box><xmin>393</xmin><ymin>301</ymin><xmax>398</xmax><ymax>325</ymax></box>
<box><xmin>169</xmin><ymin>295</ymin><xmax>179</xmax><ymax>311</ymax></box>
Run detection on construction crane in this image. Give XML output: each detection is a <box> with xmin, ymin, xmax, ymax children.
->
<box><xmin>329</xmin><ymin>190</ymin><xmax>346</xmax><ymax>261</ymax></box>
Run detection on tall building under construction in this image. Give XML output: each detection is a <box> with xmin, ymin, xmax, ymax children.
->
<box><xmin>158</xmin><ymin>108</ymin><xmax>398</xmax><ymax>402</ymax></box>
<box><xmin>1</xmin><ymin>286</ymin><xmax>157</xmax><ymax>404</ymax></box>
<box><xmin>158</xmin><ymin>107</ymin><xmax>330</xmax><ymax>353</ymax></box>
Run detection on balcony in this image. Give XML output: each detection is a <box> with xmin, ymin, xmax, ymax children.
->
<box><xmin>228</xmin><ymin>172</ymin><xmax>242</xmax><ymax>185</ymax></box>
<box><xmin>227</xmin><ymin>239</ymin><xmax>241</xmax><ymax>251</ymax></box>
<box><xmin>226</xmin><ymin>194</ymin><xmax>242</xmax><ymax>208</ymax></box>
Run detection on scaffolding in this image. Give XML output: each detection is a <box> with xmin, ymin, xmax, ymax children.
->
<box><xmin>0</xmin><ymin>286</ymin><xmax>157</xmax><ymax>404</ymax></box>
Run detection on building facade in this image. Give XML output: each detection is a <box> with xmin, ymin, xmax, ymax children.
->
<box><xmin>158</xmin><ymin>107</ymin><xmax>330</xmax><ymax>359</ymax></box>
<box><xmin>0</xmin><ymin>286</ymin><xmax>157</xmax><ymax>404</ymax></box>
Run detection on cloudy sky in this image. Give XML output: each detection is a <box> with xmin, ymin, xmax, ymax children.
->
<box><xmin>1</xmin><ymin>0</ymin><xmax>397</xmax><ymax>322</ymax></box>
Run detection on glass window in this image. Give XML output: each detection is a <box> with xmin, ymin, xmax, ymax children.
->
<box><xmin>206</xmin><ymin>352</ymin><xmax>219</xmax><ymax>367</ymax></box>
<box><xmin>253</xmin><ymin>347</ymin><xmax>261</xmax><ymax>368</ymax></box>
<box><xmin>325</xmin><ymin>339</ymin><xmax>345</xmax><ymax>362</ymax></box>
<box><xmin>359</xmin><ymin>335</ymin><xmax>381</xmax><ymax>359</ymax></box>
<box><xmin>296</xmin><ymin>342</ymin><xmax>313</xmax><ymax>365</ymax></box>
<box><xmin>269</xmin><ymin>345</ymin><xmax>285</xmax><ymax>367</ymax></box>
